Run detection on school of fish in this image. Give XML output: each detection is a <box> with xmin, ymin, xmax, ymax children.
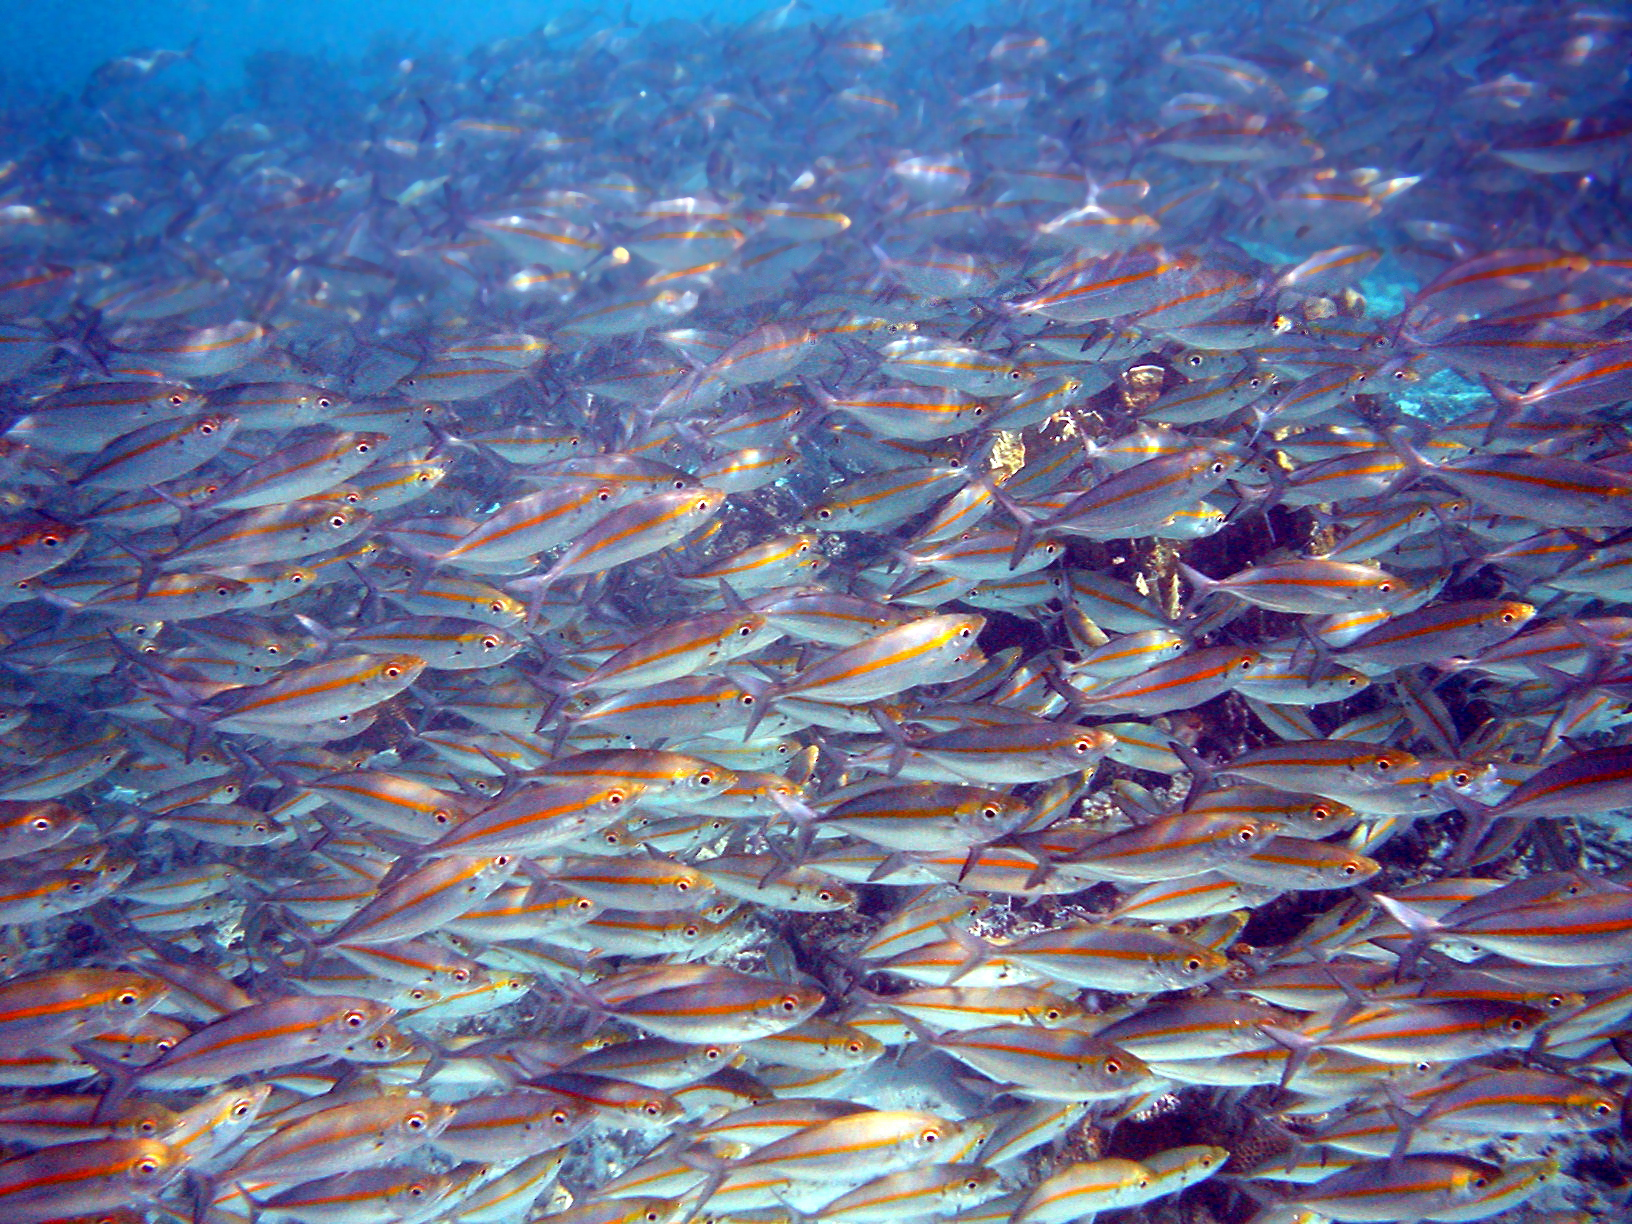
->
<box><xmin>0</xmin><ymin>0</ymin><xmax>1630</xmax><ymax>1221</ymax></box>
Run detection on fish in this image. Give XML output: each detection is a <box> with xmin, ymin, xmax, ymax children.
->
<box><xmin>0</xmin><ymin>1137</ymin><xmax>179</xmax><ymax>1223</ymax></box>
<box><xmin>218</xmin><ymin>1093</ymin><xmax>456</xmax><ymax>1186</ymax></box>
<box><xmin>1013</xmin><ymin>1159</ymin><xmax>1158</xmax><ymax>1224</ymax></box>
<box><xmin>109</xmin><ymin>995</ymin><xmax>396</xmax><ymax>1091</ymax></box>
<box><xmin>1280</xmin><ymin>1154</ymin><xmax>1507</xmax><ymax>1223</ymax></box>
<box><xmin>0</xmin><ymin>4</ymin><xmax>1629</xmax><ymax>1221</ymax></box>
<box><xmin>918</xmin><ymin>1023</ymin><xmax>1152</xmax><ymax>1101</ymax></box>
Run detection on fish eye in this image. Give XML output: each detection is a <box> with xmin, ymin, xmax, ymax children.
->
<box><xmin>41</xmin><ymin>535</ymin><xmax>60</xmax><ymax>547</ymax></box>
<box><xmin>384</xmin><ymin>665</ymin><xmax>403</xmax><ymax>677</ymax></box>
<box><xmin>1374</xmin><ymin>757</ymin><xmax>1392</xmax><ymax>771</ymax></box>
<box><xmin>494</xmin><ymin>855</ymin><xmax>512</xmax><ymax>866</ymax></box>
<box><xmin>1341</xmin><ymin>862</ymin><xmax>1361</xmax><ymax>876</ymax></box>
<box><xmin>135</xmin><ymin>1156</ymin><xmax>162</xmax><ymax>1175</ymax></box>
<box><xmin>1104</xmin><ymin>1058</ymin><xmax>1122</xmax><ymax>1073</ymax></box>
<box><xmin>1548</xmin><ymin>994</ymin><xmax>1566</xmax><ymax>1008</ymax></box>
<box><xmin>344</xmin><ymin>1010</ymin><xmax>368</xmax><ymax>1027</ymax></box>
<box><xmin>116</xmin><ymin>990</ymin><xmax>141</xmax><ymax>1006</ymax></box>
<box><xmin>1453</xmin><ymin>771</ymin><xmax>1471</xmax><ymax>786</ymax></box>
<box><xmin>1184</xmin><ymin>957</ymin><xmax>1204</xmax><ymax>972</ymax></box>
<box><xmin>1186</xmin><ymin>354</ymin><xmax>1204</xmax><ymax>366</ymax></box>
<box><xmin>1507</xmin><ymin>1016</ymin><xmax>1529</xmax><ymax>1032</ymax></box>
<box><xmin>958</xmin><ymin>627</ymin><xmax>973</xmax><ymax>638</ymax></box>
<box><xmin>965</xmin><ymin>1179</ymin><xmax>983</xmax><ymax>1192</ymax></box>
<box><xmin>738</xmin><ymin>624</ymin><xmax>754</xmax><ymax>636</ymax></box>
<box><xmin>981</xmin><ymin>804</ymin><xmax>1002</xmax><ymax>820</ymax></box>
<box><xmin>552</xmin><ymin>1108</ymin><xmax>571</xmax><ymax>1124</ymax></box>
<box><xmin>1237</xmin><ymin>825</ymin><xmax>1257</xmax><ymax>842</ymax></box>
<box><xmin>452</xmin><ymin>969</ymin><xmax>471</xmax><ymax>983</ymax></box>
<box><xmin>696</xmin><ymin>772</ymin><xmax>714</xmax><ymax>786</ymax></box>
<box><xmin>317</xmin><ymin>396</ymin><xmax>334</xmax><ymax>409</ymax></box>
<box><xmin>817</xmin><ymin>889</ymin><xmax>834</xmax><ymax>902</ymax></box>
<box><xmin>1073</xmin><ymin>738</ymin><xmax>1094</xmax><ymax>753</ymax></box>
<box><xmin>1500</xmin><ymin>611</ymin><xmax>1516</xmax><ymax>623</ymax></box>
<box><xmin>1211</xmin><ymin>461</ymin><xmax>1227</xmax><ymax>474</ymax></box>
<box><xmin>1592</xmin><ymin>1101</ymin><xmax>1614</xmax><ymax>1117</ymax></box>
<box><xmin>608</xmin><ymin>791</ymin><xmax>626</xmax><ymax>806</ymax></box>
<box><xmin>684</xmin><ymin>924</ymin><xmax>700</xmax><ymax>937</ymax></box>
<box><xmin>405</xmin><ymin>1111</ymin><xmax>429</xmax><ymax>1130</ymax></box>
<box><xmin>675</xmin><ymin>878</ymin><xmax>691</xmax><ymax>891</ymax></box>
<box><xmin>328</xmin><ymin>514</ymin><xmax>348</xmax><ymax>527</ymax></box>
<box><xmin>643</xmin><ymin>1102</ymin><xmax>663</xmax><ymax>1116</ymax></box>
<box><xmin>739</xmin><ymin>694</ymin><xmax>755</xmax><ymax>705</ymax></box>
<box><xmin>816</xmin><ymin>507</ymin><xmax>833</xmax><ymax>520</ymax></box>
<box><xmin>168</xmin><ymin>393</ymin><xmax>187</xmax><ymax>406</ymax></box>
<box><xmin>30</xmin><ymin>816</ymin><xmax>52</xmax><ymax>832</ymax></box>
<box><xmin>231</xmin><ymin>1100</ymin><xmax>254</xmax><ymax>1118</ymax></box>
<box><xmin>778</xmin><ymin>995</ymin><xmax>801</xmax><ymax>1012</ymax></box>
<box><xmin>483</xmin><ymin>636</ymin><xmax>501</xmax><ymax>649</ymax></box>
<box><xmin>919</xmin><ymin>1127</ymin><xmax>941</xmax><ymax>1144</ymax></box>
<box><xmin>406</xmin><ymin>1184</ymin><xmax>427</xmax><ymax>1199</ymax></box>
<box><xmin>199</xmin><ymin>421</ymin><xmax>217</xmax><ymax>434</ymax></box>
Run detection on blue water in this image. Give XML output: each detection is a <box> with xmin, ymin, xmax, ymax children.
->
<box><xmin>2</xmin><ymin>1</ymin><xmax>884</xmax><ymax>98</ymax></box>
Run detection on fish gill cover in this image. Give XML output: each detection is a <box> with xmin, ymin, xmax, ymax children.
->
<box><xmin>0</xmin><ymin>1</ymin><xmax>1628</xmax><ymax>1222</ymax></box>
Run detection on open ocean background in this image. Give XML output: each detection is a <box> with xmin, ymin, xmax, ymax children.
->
<box><xmin>3</xmin><ymin>1</ymin><xmax>908</xmax><ymax>98</ymax></box>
